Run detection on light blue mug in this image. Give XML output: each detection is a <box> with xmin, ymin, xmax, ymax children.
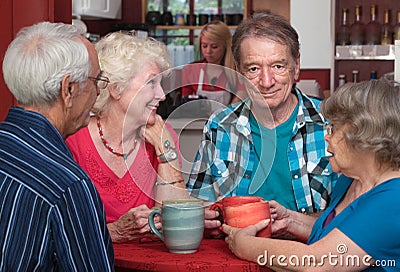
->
<box><xmin>148</xmin><ymin>199</ymin><xmax>204</xmax><ymax>254</ymax></box>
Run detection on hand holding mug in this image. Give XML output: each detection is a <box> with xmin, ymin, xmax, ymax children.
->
<box><xmin>210</xmin><ymin>196</ymin><xmax>272</xmax><ymax>237</ymax></box>
<box><xmin>148</xmin><ymin>199</ymin><xmax>204</xmax><ymax>254</ymax></box>
<box><xmin>222</xmin><ymin>219</ymin><xmax>271</xmax><ymax>257</ymax></box>
<box><xmin>204</xmin><ymin>209</ymin><xmax>225</xmax><ymax>239</ymax></box>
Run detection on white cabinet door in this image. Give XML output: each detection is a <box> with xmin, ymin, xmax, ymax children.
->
<box><xmin>73</xmin><ymin>0</ymin><xmax>122</xmax><ymax>19</ymax></box>
<box><xmin>290</xmin><ymin>0</ymin><xmax>333</xmax><ymax>69</ymax></box>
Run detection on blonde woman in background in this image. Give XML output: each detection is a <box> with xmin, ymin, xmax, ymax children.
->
<box><xmin>181</xmin><ymin>20</ymin><xmax>245</xmax><ymax>105</ymax></box>
<box><xmin>66</xmin><ymin>32</ymin><xmax>189</xmax><ymax>243</ymax></box>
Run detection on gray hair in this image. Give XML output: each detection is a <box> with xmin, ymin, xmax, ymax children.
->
<box><xmin>2</xmin><ymin>21</ymin><xmax>89</xmax><ymax>107</ymax></box>
<box><xmin>92</xmin><ymin>32</ymin><xmax>171</xmax><ymax>114</ymax></box>
<box><xmin>321</xmin><ymin>79</ymin><xmax>400</xmax><ymax>169</ymax></box>
<box><xmin>232</xmin><ymin>12</ymin><xmax>300</xmax><ymax>67</ymax></box>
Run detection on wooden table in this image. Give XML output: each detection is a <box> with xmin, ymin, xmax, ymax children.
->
<box><xmin>114</xmin><ymin>238</ymin><xmax>273</xmax><ymax>272</ymax></box>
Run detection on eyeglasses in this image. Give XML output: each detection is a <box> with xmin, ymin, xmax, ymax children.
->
<box><xmin>325</xmin><ymin>123</ymin><xmax>334</xmax><ymax>135</ymax></box>
<box><xmin>88</xmin><ymin>71</ymin><xmax>110</xmax><ymax>90</ymax></box>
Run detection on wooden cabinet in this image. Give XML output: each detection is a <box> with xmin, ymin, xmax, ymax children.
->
<box><xmin>0</xmin><ymin>0</ymin><xmax>72</xmax><ymax>121</ymax></box>
<box><xmin>0</xmin><ymin>0</ymin><xmax>14</xmax><ymax>121</ymax></box>
<box><xmin>72</xmin><ymin>0</ymin><xmax>121</xmax><ymax>19</ymax></box>
<box><xmin>332</xmin><ymin>0</ymin><xmax>399</xmax><ymax>91</ymax></box>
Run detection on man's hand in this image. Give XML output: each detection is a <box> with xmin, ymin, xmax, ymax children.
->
<box><xmin>204</xmin><ymin>208</ymin><xmax>225</xmax><ymax>239</ymax></box>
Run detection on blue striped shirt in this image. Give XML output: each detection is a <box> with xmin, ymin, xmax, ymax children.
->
<box><xmin>186</xmin><ymin>89</ymin><xmax>338</xmax><ymax>213</ymax></box>
<box><xmin>0</xmin><ymin>107</ymin><xmax>114</xmax><ymax>271</ymax></box>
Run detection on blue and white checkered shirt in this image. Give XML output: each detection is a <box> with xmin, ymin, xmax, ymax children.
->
<box><xmin>186</xmin><ymin>88</ymin><xmax>338</xmax><ymax>213</ymax></box>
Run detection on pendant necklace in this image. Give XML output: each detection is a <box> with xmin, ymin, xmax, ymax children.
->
<box><xmin>96</xmin><ymin>115</ymin><xmax>137</xmax><ymax>160</ymax></box>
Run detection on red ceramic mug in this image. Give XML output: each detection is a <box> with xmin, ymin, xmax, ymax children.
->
<box><xmin>209</xmin><ymin>196</ymin><xmax>272</xmax><ymax>237</ymax></box>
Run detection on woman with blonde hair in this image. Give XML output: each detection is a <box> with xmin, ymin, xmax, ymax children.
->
<box><xmin>197</xmin><ymin>20</ymin><xmax>235</xmax><ymax>69</ymax></box>
<box><xmin>181</xmin><ymin>20</ymin><xmax>244</xmax><ymax>105</ymax></box>
<box><xmin>66</xmin><ymin>32</ymin><xmax>189</xmax><ymax>243</ymax></box>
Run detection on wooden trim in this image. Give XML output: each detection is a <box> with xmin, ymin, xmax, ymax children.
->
<box><xmin>141</xmin><ymin>0</ymin><xmax>147</xmax><ymax>23</ymax></box>
<box><xmin>154</xmin><ymin>25</ymin><xmax>238</xmax><ymax>30</ymax></box>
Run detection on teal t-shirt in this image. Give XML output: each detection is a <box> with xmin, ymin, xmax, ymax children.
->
<box><xmin>247</xmin><ymin>105</ymin><xmax>298</xmax><ymax>210</ymax></box>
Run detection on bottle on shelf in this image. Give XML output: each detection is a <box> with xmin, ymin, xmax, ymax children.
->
<box><xmin>161</xmin><ymin>11</ymin><xmax>173</xmax><ymax>25</ymax></box>
<box><xmin>381</xmin><ymin>9</ymin><xmax>393</xmax><ymax>45</ymax></box>
<box><xmin>175</xmin><ymin>12</ymin><xmax>185</xmax><ymax>26</ymax></box>
<box><xmin>352</xmin><ymin>70</ymin><xmax>359</xmax><ymax>83</ymax></box>
<box><xmin>394</xmin><ymin>10</ymin><xmax>400</xmax><ymax>41</ymax></box>
<box><xmin>337</xmin><ymin>8</ymin><xmax>350</xmax><ymax>45</ymax></box>
<box><xmin>338</xmin><ymin>74</ymin><xmax>346</xmax><ymax>86</ymax></box>
<box><xmin>365</xmin><ymin>5</ymin><xmax>381</xmax><ymax>45</ymax></box>
<box><xmin>350</xmin><ymin>5</ymin><xmax>365</xmax><ymax>45</ymax></box>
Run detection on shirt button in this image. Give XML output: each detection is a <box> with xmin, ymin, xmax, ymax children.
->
<box><xmin>217</xmin><ymin>170</ymin><xmax>221</xmax><ymax>175</ymax></box>
<box><xmin>301</xmin><ymin>208</ymin><xmax>306</xmax><ymax>213</ymax></box>
<box><xmin>293</xmin><ymin>174</ymin><xmax>299</xmax><ymax>179</ymax></box>
<box><xmin>244</xmin><ymin>175</ymin><xmax>249</xmax><ymax>179</ymax></box>
<box><xmin>324</xmin><ymin>169</ymin><xmax>329</xmax><ymax>173</ymax></box>
<box><xmin>289</xmin><ymin>146</ymin><xmax>294</xmax><ymax>151</ymax></box>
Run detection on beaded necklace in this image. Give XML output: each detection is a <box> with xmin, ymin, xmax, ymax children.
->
<box><xmin>96</xmin><ymin>115</ymin><xmax>137</xmax><ymax>160</ymax></box>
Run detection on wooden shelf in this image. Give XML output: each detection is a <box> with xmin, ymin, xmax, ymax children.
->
<box><xmin>152</xmin><ymin>25</ymin><xmax>238</xmax><ymax>30</ymax></box>
<box><xmin>141</xmin><ymin>0</ymin><xmax>249</xmax><ymax>30</ymax></box>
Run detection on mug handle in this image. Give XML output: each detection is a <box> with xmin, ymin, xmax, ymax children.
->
<box><xmin>209</xmin><ymin>202</ymin><xmax>224</xmax><ymax>230</ymax></box>
<box><xmin>148</xmin><ymin>209</ymin><xmax>164</xmax><ymax>241</ymax></box>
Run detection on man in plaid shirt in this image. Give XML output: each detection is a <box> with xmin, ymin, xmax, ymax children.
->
<box><xmin>186</xmin><ymin>12</ymin><xmax>338</xmax><ymax>222</ymax></box>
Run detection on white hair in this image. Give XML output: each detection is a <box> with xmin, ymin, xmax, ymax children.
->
<box><xmin>92</xmin><ymin>32</ymin><xmax>171</xmax><ymax>114</ymax></box>
<box><xmin>2</xmin><ymin>21</ymin><xmax>90</xmax><ymax>106</ymax></box>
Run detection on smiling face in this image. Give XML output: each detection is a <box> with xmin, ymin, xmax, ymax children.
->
<box><xmin>124</xmin><ymin>63</ymin><xmax>165</xmax><ymax>127</ymax></box>
<box><xmin>238</xmin><ymin>37</ymin><xmax>300</xmax><ymax>112</ymax></box>
<box><xmin>200</xmin><ymin>36</ymin><xmax>225</xmax><ymax>65</ymax></box>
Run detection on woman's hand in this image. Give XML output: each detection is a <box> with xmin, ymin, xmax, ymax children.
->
<box><xmin>270</xmin><ymin>200</ymin><xmax>318</xmax><ymax>242</ymax></box>
<box><xmin>222</xmin><ymin>220</ymin><xmax>270</xmax><ymax>260</ymax></box>
<box><xmin>108</xmin><ymin>204</ymin><xmax>161</xmax><ymax>243</ymax></box>
<box><xmin>269</xmin><ymin>200</ymin><xmax>291</xmax><ymax>238</ymax></box>
<box><xmin>140</xmin><ymin>114</ymin><xmax>174</xmax><ymax>155</ymax></box>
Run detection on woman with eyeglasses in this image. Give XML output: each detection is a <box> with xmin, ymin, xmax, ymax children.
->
<box><xmin>66</xmin><ymin>32</ymin><xmax>189</xmax><ymax>243</ymax></box>
<box><xmin>223</xmin><ymin>78</ymin><xmax>400</xmax><ymax>271</ymax></box>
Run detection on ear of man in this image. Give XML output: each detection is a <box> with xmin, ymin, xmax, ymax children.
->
<box><xmin>61</xmin><ymin>74</ymin><xmax>76</xmax><ymax>108</ymax></box>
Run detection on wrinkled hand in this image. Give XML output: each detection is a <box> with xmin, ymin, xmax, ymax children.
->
<box><xmin>203</xmin><ymin>209</ymin><xmax>224</xmax><ymax>239</ymax></box>
<box><xmin>109</xmin><ymin>204</ymin><xmax>161</xmax><ymax>243</ymax></box>
<box><xmin>269</xmin><ymin>200</ymin><xmax>291</xmax><ymax>238</ymax></box>
<box><xmin>222</xmin><ymin>220</ymin><xmax>270</xmax><ymax>259</ymax></box>
<box><xmin>140</xmin><ymin>114</ymin><xmax>172</xmax><ymax>153</ymax></box>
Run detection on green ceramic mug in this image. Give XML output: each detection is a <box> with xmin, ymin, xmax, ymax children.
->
<box><xmin>149</xmin><ymin>199</ymin><xmax>204</xmax><ymax>254</ymax></box>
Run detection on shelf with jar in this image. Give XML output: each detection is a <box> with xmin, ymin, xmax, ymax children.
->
<box><xmin>141</xmin><ymin>0</ymin><xmax>248</xmax><ymax>34</ymax></box>
<box><xmin>335</xmin><ymin>44</ymin><xmax>395</xmax><ymax>60</ymax></box>
<box><xmin>332</xmin><ymin>0</ymin><xmax>400</xmax><ymax>90</ymax></box>
<box><xmin>150</xmin><ymin>25</ymin><xmax>241</xmax><ymax>30</ymax></box>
